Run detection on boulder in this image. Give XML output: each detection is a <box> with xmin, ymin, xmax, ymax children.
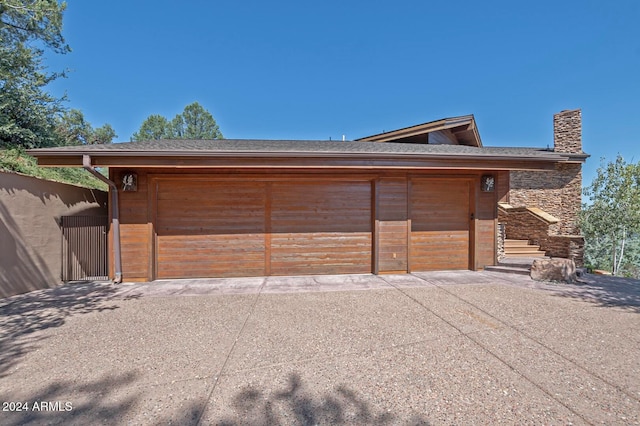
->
<box><xmin>530</xmin><ymin>258</ymin><xmax>577</xmax><ymax>283</ymax></box>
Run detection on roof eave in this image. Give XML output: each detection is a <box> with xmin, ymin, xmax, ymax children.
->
<box><xmin>30</xmin><ymin>150</ymin><xmax>572</xmax><ymax>170</ymax></box>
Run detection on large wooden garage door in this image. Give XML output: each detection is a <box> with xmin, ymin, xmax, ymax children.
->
<box><xmin>270</xmin><ymin>181</ymin><xmax>372</xmax><ymax>275</ymax></box>
<box><xmin>155</xmin><ymin>180</ymin><xmax>266</xmax><ymax>278</ymax></box>
<box><xmin>410</xmin><ymin>179</ymin><xmax>470</xmax><ymax>271</ymax></box>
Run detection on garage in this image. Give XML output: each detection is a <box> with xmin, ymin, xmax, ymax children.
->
<box><xmin>28</xmin><ymin>115</ymin><xmax>577</xmax><ymax>283</ymax></box>
<box><xmin>155</xmin><ymin>179</ymin><xmax>267</xmax><ymax>279</ymax></box>
<box><xmin>154</xmin><ymin>177</ymin><xmax>372</xmax><ymax>279</ymax></box>
<box><xmin>410</xmin><ymin>178</ymin><xmax>471</xmax><ymax>271</ymax></box>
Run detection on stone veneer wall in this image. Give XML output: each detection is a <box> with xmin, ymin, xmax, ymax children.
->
<box><xmin>509</xmin><ymin>109</ymin><xmax>584</xmax><ymax>235</ymax></box>
<box><xmin>545</xmin><ymin>235</ymin><xmax>585</xmax><ymax>267</ymax></box>
<box><xmin>496</xmin><ymin>222</ymin><xmax>505</xmax><ymax>261</ymax></box>
<box><xmin>553</xmin><ymin>109</ymin><xmax>582</xmax><ymax>154</ymax></box>
<box><xmin>500</xmin><ymin>207</ymin><xmax>585</xmax><ymax>267</ymax></box>
<box><xmin>504</xmin><ymin>109</ymin><xmax>585</xmax><ymax>265</ymax></box>
<box><xmin>502</xmin><ymin>208</ymin><xmax>550</xmax><ymax>245</ymax></box>
<box><xmin>509</xmin><ymin>163</ymin><xmax>582</xmax><ymax>235</ymax></box>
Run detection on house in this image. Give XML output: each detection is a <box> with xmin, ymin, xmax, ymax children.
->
<box><xmin>28</xmin><ymin>110</ymin><xmax>588</xmax><ymax>283</ymax></box>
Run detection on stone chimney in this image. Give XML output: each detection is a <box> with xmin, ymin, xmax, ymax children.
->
<box><xmin>553</xmin><ymin>109</ymin><xmax>582</xmax><ymax>153</ymax></box>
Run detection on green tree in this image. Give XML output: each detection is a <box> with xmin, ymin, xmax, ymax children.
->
<box><xmin>580</xmin><ymin>155</ymin><xmax>640</xmax><ymax>276</ymax></box>
<box><xmin>54</xmin><ymin>109</ymin><xmax>117</xmax><ymax>145</ymax></box>
<box><xmin>0</xmin><ymin>0</ymin><xmax>70</xmax><ymax>148</ymax></box>
<box><xmin>54</xmin><ymin>108</ymin><xmax>91</xmax><ymax>145</ymax></box>
<box><xmin>179</xmin><ymin>101</ymin><xmax>223</xmax><ymax>139</ymax></box>
<box><xmin>0</xmin><ymin>0</ymin><xmax>70</xmax><ymax>53</ymax></box>
<box><xmin>92</xmin><ymin>123</ymin><xmax>117</xmax><ymax>144</ymax></box>
<box><xmin>0</xmin><ymin>34</ymin><xmax>65</xmax><ymax>147</ymax></box>
<box><xmin>131</xmin><ymin>102</ymin><xmax>223</xmax><ymax>141</ymax></box>
<box><xmin>131</xmin><ymin>114</ymin><xmax>170</xmax><ymax>141</ymax></box>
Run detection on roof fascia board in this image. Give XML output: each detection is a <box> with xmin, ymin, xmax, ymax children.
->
<box><xmin>30</xmin><ymin>150</ymin><xmax>568</xmax><ymax>161</ymax></box>
<box><xmin>33</xmin><ymin>152</ymin><xmax>569</xmax><ymax>171</ymax></box>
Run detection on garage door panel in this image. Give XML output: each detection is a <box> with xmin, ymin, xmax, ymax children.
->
<box><xmin>271</xmin><ymin>232</ymin><xmax>372</xmax><ymax>273</ymax></box>
<box><xmin>270</xmin><ymin>221</ymin><xmax>370</xmax><ymax>234</ymax></box>
<box><xmin>158</xmin><ymin>265</ymin><xmax>266</xmax><ymax>279</ymax></box>
<box><xmin>158</xmin><ymin>223</ymin><xmax>265</xmax><ymax>236</ymax></box>
<box><xmin>157</xmin><ymin>181</ymin><xmax>262</xmax><ymax>198</ymax></box>
<box><xmin>410</xmin><ymin>179</ymin><xmax>470</xmax><ymax>271</ymax></box>
<box><xmin>156</xmin><ymin>180</ymin><xmax>266</xmax><ymax>279</ymax></box>
<box><xmin>157</xmin><ymin>204</ymin><xmax>265</xmax><ymax>220</ymax></box>
<box><xmin>155</xmin><ymin>178</ymin><xmax>373</xmax><ymax>279</ymax></box>
<box><xmin>270</xmin><ymin>181</ymin><xmax>372</xmax><ymax>275</ymax></box>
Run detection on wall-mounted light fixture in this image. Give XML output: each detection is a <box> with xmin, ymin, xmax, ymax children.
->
<box><xmin>121</xmin><ymin>172</ymin><xmax>137</xmax><ymax>192</ymax></box>
<box><xmin>481</xmin><ymin>174</ymin><xmax>495</xmax><ymax>192</ymax></box>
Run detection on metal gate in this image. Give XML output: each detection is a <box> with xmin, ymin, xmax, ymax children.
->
<box><xmin>61</xmin><ymin>216</ymin><xmax>109</xmax><ymax>281</ymax></box>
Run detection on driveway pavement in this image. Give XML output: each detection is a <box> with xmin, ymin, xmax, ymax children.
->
<box><xmin>0</xmin><ymin>271</ymin><xmax>639</xmax><ymax>425</ymax></box>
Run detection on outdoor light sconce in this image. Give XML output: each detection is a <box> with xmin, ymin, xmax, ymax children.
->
<box><xmin>481</xmin><ymin>174</ymin><xmax>495</xmax><ymax>192</ymax></box>
<box><xmin>121</xmin><ymin>172</ymin><xmax>138</xmax><ymax>192</ymax></box>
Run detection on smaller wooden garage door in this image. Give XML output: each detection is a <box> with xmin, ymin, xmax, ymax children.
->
<box><xmin>270</xmin><ymin>181</ymin><xmax>372</xmax><ymax>275</ymax></box>
<box><xmin>410</xmin><ymin>179</ymin><xmax>470</xmax><ymax>271</ymax></box>
<box><xmin>155</xmin><ymin>180</ymin><xmax>266</xmax><ymax>279</ymax></box>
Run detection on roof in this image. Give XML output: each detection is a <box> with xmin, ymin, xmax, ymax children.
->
<box><xmin>28</xmin><ymin>138</ymin><xmax>571</xmax><ymax>158</ymax></box>
<box><xmin>27</xmin><ymin>139</ymin><xmax>588</xmax><ymax>170</ymax></box>
<box><xmin>356</xmin><ymin>115</ymin><xmax>482</xmax><ymax>147</ymax></box>
<box><xmin>27</xmin><ymin>112</ymin><xmax>590</xmax><ymax>170</ymax></box>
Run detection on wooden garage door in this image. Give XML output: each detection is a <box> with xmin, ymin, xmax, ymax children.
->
<box><xmin>155</xmin><ymin>180</ymin><xmax>266</xmax><ymax>278</ymax></box>
<box><xmin>410</xmin><ymin>179</ymin><xmax>470</xmax><ymax>271</ymax></box>
<box><xmin>270</xmin><ymin>181</ymin><xmax>372</xmax><ymax>275</ymax></box>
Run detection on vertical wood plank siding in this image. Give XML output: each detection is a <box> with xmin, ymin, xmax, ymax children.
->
<box><xmin>377</xmin><ymin>178</ymin><xmax>408</xmax><ymax>272</ymax></box>
<box><xmin>111</xmin><ymin>169</ymin><xmax>501</xmax><ymax>281</ymax></box>
<box><xmin>115</xmin><ymin>170</ymin><xmax>150</xmax><ymax>281</ymax></box>
<box><xmin>410</xmin><ymin>178</ymin><xmax>471</xmax><ymax>271</ymax></box>
<box><xmin>475</xmin><ymin>177</ymin><xmax>497</xmax><ymax>269</ymax></box>
<box><xmin>496</xmin><ymin>170</ymin><xmax>510</xmax><ymax>203</ymax></box>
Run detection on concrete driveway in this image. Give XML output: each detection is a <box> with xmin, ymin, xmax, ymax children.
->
<box><xmin>0</xmin><ymin>271</ymin><xmax>639</xmax><ymax>425</ymax></box>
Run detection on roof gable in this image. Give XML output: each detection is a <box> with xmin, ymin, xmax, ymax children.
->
<box><xmin>356</xmin><ymin>115</ymin><xmax>482</xmax><ymax>147</ymax></box>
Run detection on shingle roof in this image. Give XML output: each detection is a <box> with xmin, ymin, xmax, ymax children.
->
<box><xmin>28</xmin><ymin>139</ymin><xmax>587</xmax><ymax>162</ymax></box>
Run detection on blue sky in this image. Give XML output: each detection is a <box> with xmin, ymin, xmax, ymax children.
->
<box><xmin>46</xmin><ymin>0</ymin><xmax>640</xmax><ymax>186</ymax></box>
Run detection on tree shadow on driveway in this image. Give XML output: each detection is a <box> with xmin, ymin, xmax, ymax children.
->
<box><xmin>215</xmin><ymin>373</ymin><xmax>431</xmax><ymax>425</ymax></box>
<box><xmin>0</xmin><ymin>371</ymin><xmax>140</xmax><ymax>426</ymax></box>
<box><xmin>0</xmin><ymin>281</ymin><xmax>138</xmax><ymax>379</ymax></box>
<box><xmin>550</xmin><ymin>274</ymin><xmax>640</xmax><ymax>312</ymax></box>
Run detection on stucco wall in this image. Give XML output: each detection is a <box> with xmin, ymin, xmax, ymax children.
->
<box><xmin>0</xmin><ymin>171</ymin><xmax>108</xmax><ymax>298</ymax></box>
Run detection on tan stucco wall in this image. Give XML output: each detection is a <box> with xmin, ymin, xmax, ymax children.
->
<box><xmin>0</xmin><ymin>171</ymin><xmax>108</xmax><ymax>298</ymax></box>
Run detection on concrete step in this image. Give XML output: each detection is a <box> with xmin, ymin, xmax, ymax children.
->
<box><xmin>499</xmin><ymin>261</ymin><xmax>535</xmax><ymax>269</ymax></box>
<box><xmin>504</xmin><ymin>245</ymin><xmax>540</xmax><ymax>251</ymax></box>
<box><xmin>484</xmin><ymin>265</ymin><xmax>531</xmax><ymax>276</ymax></box>
<box><xmin>504</xmin><ymin>239</ymin><xmax>531</xmax><ymax>246</ymax></box>
<box><xmin>503</xmin><ymin>251</ymin><xmax>547</xmax><ymax>257</ymax></box>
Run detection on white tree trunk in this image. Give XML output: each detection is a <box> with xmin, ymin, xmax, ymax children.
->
<box><xmin>616</xmin><ymin>227</ymin><xmax>627</xmax><ymax>276</ymax></box>
<box><xmin>612</xmin><ymin>233</ymin><xmax>618</xmax><ymax>275</ymax></box>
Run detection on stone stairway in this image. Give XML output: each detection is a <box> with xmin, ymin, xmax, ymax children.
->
<box><xmin>504</xmin><ymin>239</ymin><xmax>547</xmax><ymax>258</ymax></box>
<box><xmin>485</xmin><ymin>240</ymin><xmax>548</xmax><ymax>275</ymax></box>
